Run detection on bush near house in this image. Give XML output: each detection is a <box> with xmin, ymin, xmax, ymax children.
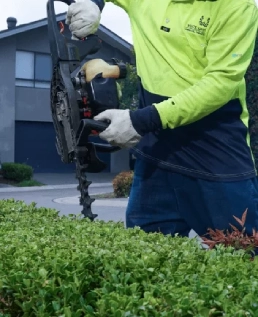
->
<box><xmin>0</xmin><ymin>162</ymin><xmax>43</xmax><ymax>187</ymax></box>
<box><xmin>1</xmin><ymin>162</ymin><xmax>33</xmax><ymax>182</ymax></box>
<box><xmin>0</xmin><ymin>199</ymin><xmax>258</xmax><ymax>316</ymax></box>
<box><xmin>112</xmin><ymin>171</ymin><xmax>134</xmax><ymax>197</ymax></box>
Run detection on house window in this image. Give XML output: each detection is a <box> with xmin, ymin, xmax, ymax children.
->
<box><xmin>15</xmin><ymin>51</ymin><xmax>52</xmax><ymax>89</ymax></box>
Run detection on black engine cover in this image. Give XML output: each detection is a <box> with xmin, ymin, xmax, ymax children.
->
<box><xmin>86</xmin><ymin>74</ymin><xmax>120</xmax><ymax>115</ymax></box>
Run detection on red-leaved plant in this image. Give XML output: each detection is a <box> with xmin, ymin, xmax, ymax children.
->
<box><xmin>201</xmin><ymin>209</ymin><xmax>258</xmax><ymax>256</ymax></box>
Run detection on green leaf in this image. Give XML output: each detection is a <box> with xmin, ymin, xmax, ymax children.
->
<box><xmin>147</xmin><ymin>268</ymin><xmax>155</xmax><ymax>272</ymax></box>
<box><xmin>64</xmin><ymin>307</ymin><xmax>72</xmax><ymax>317</ymax></box>
<box><xmin>52</xmin><ymin>301</ymin><xmax>61</xmax><ymax>312</ymax></box>
<box><xmin>38</xmin><ymin>268</ymin><xmax>47</xmax><ymax>278</ymax></box>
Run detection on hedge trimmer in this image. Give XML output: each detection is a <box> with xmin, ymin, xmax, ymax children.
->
<box><xmin>46</xmin><ymin>0</ymin><xmax>126</xmax><ymax>220</ymax></box>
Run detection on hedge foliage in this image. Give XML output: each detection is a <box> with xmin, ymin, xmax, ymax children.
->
<box><xmin>1</xmin><ymin>163</ymin><xmax>33</xmax><ymax>182</ymax></box>
<box><xmin>0</xmin><ymin>199</ymin><xmax>258</xmax><ymax>316</ymax></box>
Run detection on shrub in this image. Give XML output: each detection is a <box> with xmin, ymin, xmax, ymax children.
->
<box><xmin>0</xmin><ymin>199</ymin><xmax>258</xmax><ymax>316</ymax></box>
<box><xmin>202</xmin><ymin>209</ymin><xmax>258</xmax><ymax>256</ymax></box>
<box><xmin>112</xmin><ymin>171</ymin><xmax>134</xmax><ymax>197</ymax></box>
<box><xmin>1</xmin><ymin>162</ymin><xmax>33</xmax><ymax>182</ymax></box>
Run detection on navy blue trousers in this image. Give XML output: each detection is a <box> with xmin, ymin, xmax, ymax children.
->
<box><xmin>126</xmin><ymin>159</ymin><xmax>258</xmax><ymax>239</ymax></box>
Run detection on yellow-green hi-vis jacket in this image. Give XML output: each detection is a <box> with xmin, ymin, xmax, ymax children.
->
<box><xmin>106</xmin><ymin>0</ymin><xmax>258</xmax><ymax>181</ymax></box>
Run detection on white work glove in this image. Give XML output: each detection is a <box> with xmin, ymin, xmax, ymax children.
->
<box><xmin>94</xmin><ymin>109</ymin><xmax>142</xmax><ymax>148</ymax></box>
<box><xmin>65</xmin><ymin>0</ymin><xmax>101</xmax><ymax>39</ymax></box>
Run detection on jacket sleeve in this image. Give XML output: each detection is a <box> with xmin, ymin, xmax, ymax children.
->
<box><xmin>93</xmin><ymin>0</ymin><xmax>131</xmax><ymax>12</ymax></box>
<box><xmin>154</xmin><ymin>2</ymin><xmax>258</xmax><ymax>130</ymax></box>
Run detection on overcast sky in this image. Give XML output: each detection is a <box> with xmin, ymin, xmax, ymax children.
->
<box><xmin>0</xmin><ymin>0</ymin><xmax>133</xmax><ymax>43</ymax></box>
<box><xmin>0</xmin><ymin>0</ymin><xmax>257</xmax><ymax>44</ymax></box>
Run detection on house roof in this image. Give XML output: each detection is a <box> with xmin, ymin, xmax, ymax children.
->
<box><xmin>0</xmin><ymin>12</ymin><xmax>133</xmax><ymax>57</ymax></box>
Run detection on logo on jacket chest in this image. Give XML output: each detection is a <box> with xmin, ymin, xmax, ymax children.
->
<box><xmin>185</xmin><ymin>16</ymin><xmax>210</xmax><ymax>36</ymax></box>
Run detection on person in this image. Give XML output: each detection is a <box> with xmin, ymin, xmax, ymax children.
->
<box><xmin>66</xmin><ymin>0</ymin><xmax>258</xmax><ymax>241</ymax></box>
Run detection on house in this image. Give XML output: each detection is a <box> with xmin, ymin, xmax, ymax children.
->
<box><xmin>0</xmin><ymin>13</ymin><xmax>134</xmax><ymax>173</ymax></box>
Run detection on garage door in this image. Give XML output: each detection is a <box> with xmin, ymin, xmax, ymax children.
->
<box><xmin>15</xmin><ymin>121</ymin><xmax>110</xmax><ymax>173</ymax></box>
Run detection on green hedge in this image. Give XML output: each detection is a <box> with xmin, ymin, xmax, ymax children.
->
<box><xmin>1</xmin><ymin>162</ymin><xmax>33</xmax><ymax>182</ymax></box>
<box><xmin>0</xmin><ymin>199</ymin><xmax>258</xmax><ymax>316</ymax></box>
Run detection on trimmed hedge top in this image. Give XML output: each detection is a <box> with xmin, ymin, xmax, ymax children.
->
<box><xmin>0</xmin><ymin>199</ymin><xmax>258</xmax><ymax>316</ymax></box>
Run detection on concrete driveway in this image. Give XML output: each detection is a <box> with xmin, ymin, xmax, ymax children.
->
<box><xmin>0</xmin><ymin>172</ymin><xmax>199</xmax><ymax>240</ymax></box>
<box><xmin>0</xmin><ymin>183</ymin><xmax>126</xmax><ymax>222</ymax></box>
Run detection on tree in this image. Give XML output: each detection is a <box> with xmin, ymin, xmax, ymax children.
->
<box><xmin>246</xmin><ymin>35</ymin><xmax>258</xmax><ymax>169</ymax></box>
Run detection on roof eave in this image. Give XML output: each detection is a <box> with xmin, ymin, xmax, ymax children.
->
<box><xmin>0</xmin><ymin>13</ymin><xmax>133</xmax><ymax>56</ymax></box>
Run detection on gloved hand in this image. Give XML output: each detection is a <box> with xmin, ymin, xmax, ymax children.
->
<box><xmin>94</xmin><ymin>109</ymin><xmax>142</xmax><ymax>148</ymax></box>
<box><xmin>65</xmin><ymin>0</ymin><xmax>101</xmax><ymax>39</ymax></box>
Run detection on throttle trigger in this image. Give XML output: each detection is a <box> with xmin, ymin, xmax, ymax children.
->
<box><xmin>59</xmin><ymin>21</ymin><xmax>64</xmax><ymax>34</ymax></box>
<box><xmin>91</xmin><ymin>130</ymin><xmax>99</xmax><ymax>135</ymax></box>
